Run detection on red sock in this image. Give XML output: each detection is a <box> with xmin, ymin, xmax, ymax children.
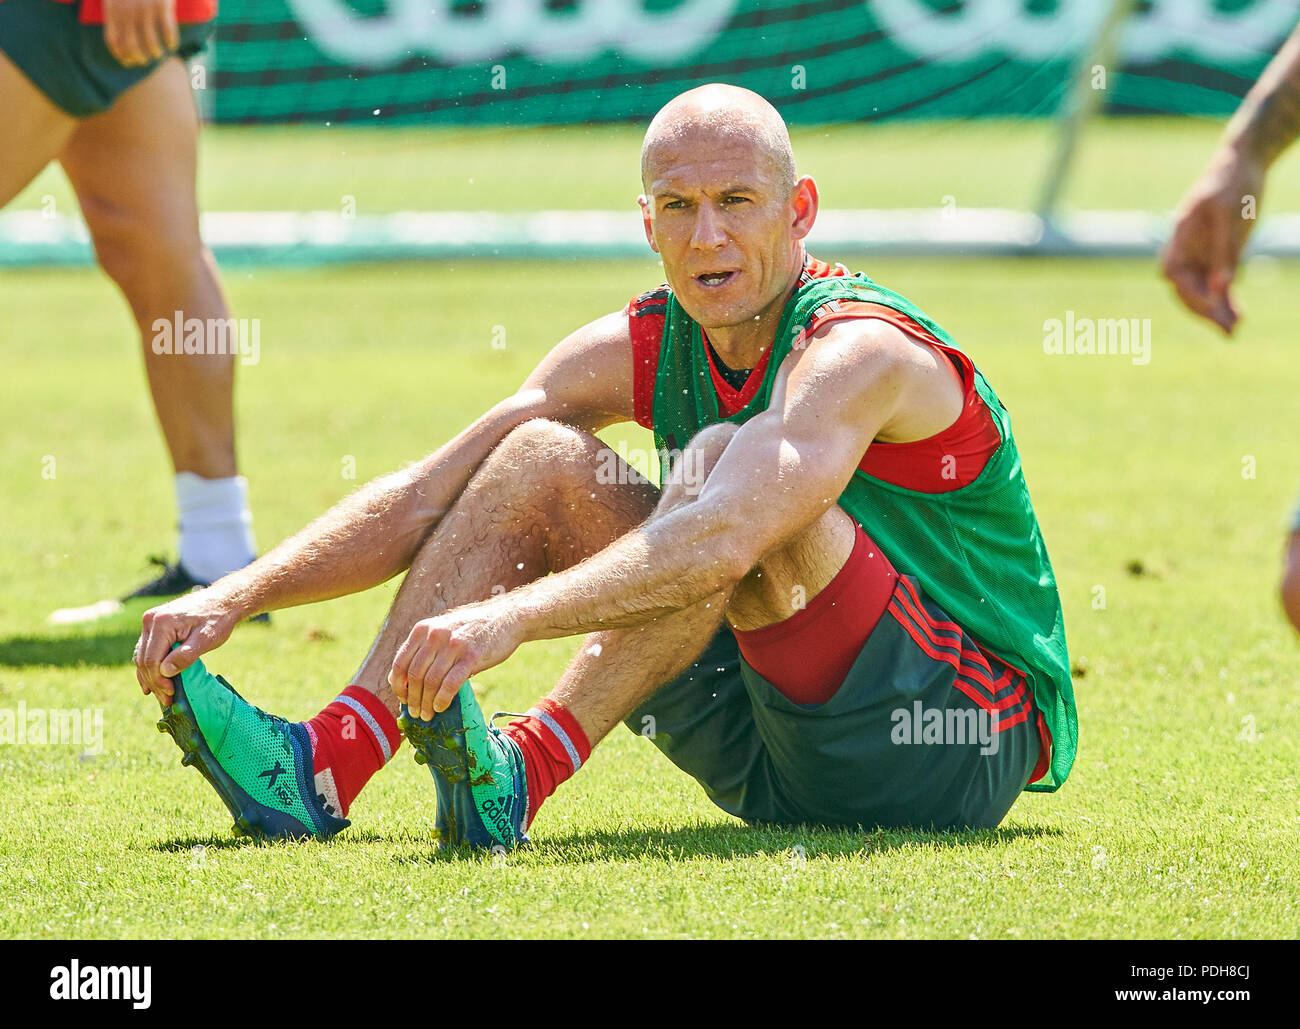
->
<box><xmin>500</xmin><ymin>697</ymin><xmax>591</xmax><ymax>828</ymax></box>
<box><xmin>303</xmin><ymin>686</ymin><xmax>402</xmax><ymax>819</ymax></box>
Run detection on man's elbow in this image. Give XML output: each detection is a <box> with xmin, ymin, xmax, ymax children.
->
<box><xmin>706</xmin><ymin>522</ymin><xmax>765</xmax><ymax>590</ymax></box>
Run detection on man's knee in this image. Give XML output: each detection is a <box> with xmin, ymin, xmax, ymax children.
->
<box><xmin>486</xmin><ymin>418</ymin><xmax>603</xmax><ymax>490</ymax></box>
<box><xmin>80</xmin><ymin>192</ymin><xmax>200</xmax><ymax>297</ymax></box>
<box><xmin>658</xmin><ymin>422</ymin><xmax>740</xmax><ymax>510</ymax></box>
<box><xmin>483</xmin><ymin>417</ymin><xmax>657</xmax><ymax>514</ymax></box>
<box><xmin>467</xmin><ymin>417</ymin><xmax>658</xmax><ymax>563</ymax></box>
<box><xmin>497</xmin><ymin>417</ymin><xmax>593</xmax><ymax>454</ymax></box>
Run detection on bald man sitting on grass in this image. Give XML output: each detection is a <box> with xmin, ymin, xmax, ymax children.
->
<box><xmin>133</xmin><ymin>84</ymin><xmax>1076</xmax><ymax>848</ymax></box>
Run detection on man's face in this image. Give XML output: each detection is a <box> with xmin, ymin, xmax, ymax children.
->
<box><xmin>640</xmin><ymin>135</ymin><xmax>810</xmax><ymax>332</ymax></box>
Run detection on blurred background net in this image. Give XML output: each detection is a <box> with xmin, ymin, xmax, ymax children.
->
<box><xmin>210</xmin><ymin>0</ymin><xmax>1294</xmax><ymax>124</ymax></box>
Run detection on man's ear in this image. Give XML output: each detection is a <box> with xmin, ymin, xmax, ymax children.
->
<box><xmin>790</xmin><ymin>175</ymin><xmax>818</xmax><ymax>241</ymax></box>
<box><xmin>638</xmin><ymin>195</ymin><xmax>660</xmax><ymax>253</ymax></box>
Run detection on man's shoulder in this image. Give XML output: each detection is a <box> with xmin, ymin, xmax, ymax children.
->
<box><xmin>783</xmin><ymin>316</ymin><xmax>921</xmax><ymax>394</ymax></box>
<box><xmin>552</xmin><ymin>308</ymin><xmax>635</xmax><ymax>358</ymax></box>
<box><xmin>532</xmin><ymin>308</ymin><xmax>634</xmax><ymax>375</ymax></box>
<box><xmin>778</xmin><ymin>306</ymin><xmax>968</xmax><ymax>445</ymax></box>
<box><xmin>627</xmin><ymin>283</ymin><xmax>673</xmax><ymax>321</ymax></box>
<box><xmin>800</xmin><ymin>256</ymin><xmax>855</xmax><ymax>282</ymax></box>
<box><xmin>797</xmin><ymin>302</ymin><xmax>933</xmax><ymax>365</ymax></box>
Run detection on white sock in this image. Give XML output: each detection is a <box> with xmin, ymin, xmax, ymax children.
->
<box><xmin>175</xmin><ymin>472</ymin><xmax>257</xmax><ymax>583</ymax></box>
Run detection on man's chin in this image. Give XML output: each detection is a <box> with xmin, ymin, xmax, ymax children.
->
<box><xmin>675</xmin><ymin>298</ymin><xmax>759</xmax><ymax>331</ymax></box>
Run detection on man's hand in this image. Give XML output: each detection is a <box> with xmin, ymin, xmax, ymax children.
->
<box><xmin>102</xmin><ymin>0</ymin><xmax>180</xmax><ymax>68</ymax></box>
<box><xmin>389</xmin><ymin>601</ymin><xmax>526</xmax><ymax>719</ymax></box>
<box><xmin>134</xmin><ymin>590</ymin><xmax>239</xmax><ymax>704</ymax></box>
<box><xmin>1161</xmin><ymin>148</ymin><xmax>1266</xmax><ymax>335</ymax></box>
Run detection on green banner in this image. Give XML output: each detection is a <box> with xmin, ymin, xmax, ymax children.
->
<box><xmin>208</xmin><ymin>0</ymin><xmax>1299</xmax><ymax>124</ymax></box>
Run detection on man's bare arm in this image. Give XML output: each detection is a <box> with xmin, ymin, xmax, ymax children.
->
<box><xmin>1224</xmin><ymin>21</ymin><xmax>1300</xmax><ymax>167</ymax></box>
<box><xmin>134</xmin><ymin>310</ymin><xmax>636</xmax><ymax>697</ymax></box>
<box><xmin>199</xmin><ymin>312</ymin><xmax>633</xmax><ymax>617</ymax></box>
<box><xmin>391</xmin><ymin>318</ymin><xmax>926</xmax><ymax>715</ymax></box>
<box><xmin>1162</xmin><ymin>21</ymin><xmax>1300</xmax><ymax>332</ymax></box>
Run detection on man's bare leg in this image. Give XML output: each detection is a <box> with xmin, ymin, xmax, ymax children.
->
<box><xmin>155</xmin><ymin>417</ymin><xmax>659</xmax><ymax>837</ymax></box>
<box><xmin>349</xmin><ymin>418</ymin><xmax>659</xmax><ymax>718</ymax></box>
<box><xmin>548</xmin><ymin>424</ymin><xmax>744</xmax><ymax>744</ymax></box>
<box><xmin>552</xmin><ymin>422</ymin><xmax>855</xmax><ymax>747</ymax></box>
<box><xmin>280</xmin><ymin>417</ymin><xmax>657</xmax><ymax>823</ymax></box>
<box><xmin>0</xmin><ymin>49</ymin><xmax>77</xmax><ymax>206</ymax></box>
<box><xmin>60</xmin><ymin>59</ymin><xmax>236</xmax><ymax>483</ymax></box>
<box><xmin>418</xmin><ymin>421</ymin><xmax>856</xmax><ymax>842</ymax></box>
<box><xmin>58</xmin><ymin>59</ymin><xmax>260</xmax><ymax>591</ymax></box>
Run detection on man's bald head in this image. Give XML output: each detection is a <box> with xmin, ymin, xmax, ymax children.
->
<box><xmin>641</xmin><ymin>84</ymin><xmax>796</xmax><ymax>194</ymax></box>
<box><xmin>637</xmin><ymin>85</ymin><xmax>817</xmax><ymax>336</ymax></box>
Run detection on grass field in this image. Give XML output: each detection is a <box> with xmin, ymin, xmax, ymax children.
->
<box><xmin>11</xmin><ymin>117</ymin><xmax>1300</xmax><ymax>216</ymax></box>
<box><xmin>2</xmin><ymin>120</ymin><xmax>1299</xmax><ymax>940</ymax></box>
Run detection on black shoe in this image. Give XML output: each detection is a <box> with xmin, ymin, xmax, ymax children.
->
<box><xmin>122</xmin><ymin>556</ymin><xmax>208</xmax><ymax>600</ymax></box>
<box><xmin>48</xmin><ymin>555</ymin><xmax>270</xmax><ymax>625</ymax></box>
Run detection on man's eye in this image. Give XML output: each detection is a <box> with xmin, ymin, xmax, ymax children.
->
<box><xmin>724</xmin><ymin>196</ymin><xmax>749</xmax><ymax>205</ymax></box>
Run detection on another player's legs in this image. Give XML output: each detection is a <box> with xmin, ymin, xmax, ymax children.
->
<box><xmin>161</xmin><ymin>419</ymin><xmax>660</xmax><ymax>838</ymax></box>
<box><xmin>54</xmin><ymin>57</ymin><xmax>255</xmax><ymax>617</ymax></box>
<box><xmin>0</xmin><ymin>48</ymin><xmax>77</xmax><ymax>206</ymax></box>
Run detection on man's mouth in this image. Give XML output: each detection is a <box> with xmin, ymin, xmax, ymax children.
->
<box><xmin>695</xmin><ymin>270</ymin><xmax>738</xmax><ymax>288</ymax></box>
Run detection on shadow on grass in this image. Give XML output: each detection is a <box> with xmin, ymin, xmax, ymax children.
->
<box><xmin>0</xmin><ymin>629</ymin><xmax>137</xmax><ymax>669</ymax></box>
<box><xmin>145</xmin><ymin>820</ymin><xmax>1063</xmax><ymax>863</ymax></box>
<box><xmin>150</xmin><ymin>834</ymin><xmax>263</xmax><ymax>853</ymax></box>
<box><xmin>388</xmin><ymin>820</ymin><xmax>1064</xmax><ymax>866</ymax></box>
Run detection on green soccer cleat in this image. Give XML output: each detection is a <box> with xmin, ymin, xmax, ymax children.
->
<box><xmin>398</xmin><ymin>683</ymin><xmax>530</xmax><ymax>850</ymax></box>
<box><xmin>156</xmin><ymin>657</ymin><xmax>348</xmax><ymax>840</ymax></box>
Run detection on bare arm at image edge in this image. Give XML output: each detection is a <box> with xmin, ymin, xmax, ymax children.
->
<box><xmin>1161</xmin><ymin>21</ymin><xmax>1300</xmax><ymax>333</ymax></box>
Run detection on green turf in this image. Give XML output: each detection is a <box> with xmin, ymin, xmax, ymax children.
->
<box><xmin>12</xmin><ymin>116</ymin><xmax>1300</xmax><ymax>216</ymax></box>
<box><xmin>1</xmin><ymin>253</ymin><xmax>1297</xmax><ymax>939</ymax></box>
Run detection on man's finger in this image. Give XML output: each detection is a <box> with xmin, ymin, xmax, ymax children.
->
<box><xmin>139</xmin><ymin>10</ymin><xmax>166</xmax><ymax>61</ymax></box>
<box><xmin>421</xmin><ymin>646</ymin><xmax>462</xmax><ymax>710</ymax></box>
<box><xmin>1165</xmin><ymin>266</ymin><xmax>1218</xmax><ymax>322</ymax></box>
<box><xmin>115</xmin><ymin>19</ymin><xmax>149</xmax><ymax>66</ymax></box>
<box><xmin>1211</xmin><ymin>295</ymin><xmax>1239</xmax><ymax>334</ymax></box>
<box><xmin>141</xmin><ymin>617</ymin><xmax>179</xmax><ymax>677</ymax></box>
<box><xmin>160</xmin><ymin>8</ymin><xmax>180</xmax><ymax>52</ymax></box>
<box><xmin>136</xmin><ymin>619</ymin><xmax>160</xmax><ymax>683</ymax></box>
<box><xmin>135</xmin><ymin>662</ymin><xmax>151</xmax><ymax>697</ymax></box>
<box><xmin>388</xmin><ymin>629</ymin><xmax>422</xmax><ymax>694</ymax></box>
<box><xmin>405</xmin><ymin>645</ymin><xmax>440</xmax><ymax>719</ymax></box>
<box><xmin>433</xmin><ymin>658</ymin><xmax>475</xmax><ymax>715</ymax></box>
<box><xmin>102</xmin><ymin>18</ymin><xmax>124</xmax><ymax>64</ymax></box>
<box><xmin>415</xmin><ymin>633</ymin><xmax>461</xmax><ymax>718</ymax></box>
<box><xmin>159</xmin><ymin>637</ymin><xmax>202</xmax><ymax>678</ymax></box>
<box><xmin>1204</xmin><ymin>265</ymin><xmax>1241</xmax><ymax>333</ymax></box>
<box><xmin>145</xmin><ymin>630</ymin><xmax>189</xmax><ymax>695</ymax></box>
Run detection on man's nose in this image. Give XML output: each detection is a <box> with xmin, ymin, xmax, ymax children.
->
<box><xmin>690</xmin><ymin>203</ymin><xmax>727</xmax><ymax>250</ymax></box>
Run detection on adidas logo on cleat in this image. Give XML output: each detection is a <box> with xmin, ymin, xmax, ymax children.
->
<box><xmin>480</xmin><ymin>795</ymin><xmax>514</xmax><ymax>840</ymax></box>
